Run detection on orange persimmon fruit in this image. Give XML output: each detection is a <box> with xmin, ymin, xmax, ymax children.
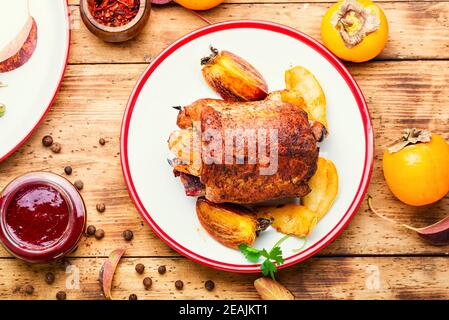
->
<box><xmin>175</xmin><ymin>0</ymin><xmax>224</xmax><ymax>11</ymax></box>
<box><xmin>321</xmin><ymin>0</ymin><xmax>389</xmax><ymax>62</ymax></box>
<box><xmin>383</xmin><ymin>131</ymin><xmax>449</xmax><ymax>206</ymax></box>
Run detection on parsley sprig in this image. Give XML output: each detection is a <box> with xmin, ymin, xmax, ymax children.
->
<box><xmin>239</xmin><ymin>235</ymin><xmax>290</xmax><ymax>280</ymax></box>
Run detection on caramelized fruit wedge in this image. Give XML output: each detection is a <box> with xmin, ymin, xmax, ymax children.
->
<box><xmin>255</xmin><ymin>158</ymin><xmax>338</xmax><ymax>237</ymax></box>
<box><xmin>266</xmin><ymin>90</ymin><xmax>328</xmax><ymax>141</ymax></box>
<box><xmin>254</xmin><ymin>277</ymin><xmax>295</xmax><ymax>300</ymax></box>
<box><xmin>0</xmin><ymin>16</ymin><xmax>37</xmax><ymax>73</ymax></box>
<box><xmin>196</xmin><ymin>198</ymin><xmax>259</xmax><ymax>249</ymax></box>
<box><xmin>302</xmin><ymin>157</ymin><xmax>339</xmax><ymax>219</ymax></box>
<box><xmin>201</xmin><ymin>47</ymin><xmax>268</xmax><ymax>101</ymax></box>
<box><xmin>284</xmin><ymin>66</ymin><xmax>328</xmax><ymax>133</ymax></box>
<box><xmin>256</xmin><ymin>203</ymin><xmax>318</xmax><ymax>237</ymax></box>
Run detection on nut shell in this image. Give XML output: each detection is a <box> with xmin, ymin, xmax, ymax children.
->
<box><xmin>254</xmin><ymin>277</ymin><xmax>294</xmax><ymax>300</ymax></box>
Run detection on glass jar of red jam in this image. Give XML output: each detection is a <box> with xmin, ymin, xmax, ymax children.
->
<box><xmin>0</xmin><ymin>172</ymin><xmax>86</xmax><ymax>263</ymax></box>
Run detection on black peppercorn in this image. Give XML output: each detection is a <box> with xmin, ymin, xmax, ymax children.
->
<box><xmin>74</xmin><ymin>180</ymin><xmax>84</xmax><ymax>190</ymax></box>
<box><xmin>135</xmin><ymin>263</ymin><xmax>145</xmax><ymax>274</ymax></box>
<box><xmin>129</xmin><ymin>294</ymin><xmax>138</xmax><ymax>300</ymax></box>
<box><xmin>50</xmin><ymin>142</ymin><xmax>62</xmax><ymax>154</ymax></box>
<box><xmin>24</xmin><ymin>285</ymin><xmax>34</xmax><ymax>295</ymax></box>
<box><xmin>99</xmin><ymin>138</ymin><xmax>106</xmax><ymax>146</ymax></box>
<box><xmin>64</xmin><ymin>166</ymin><xmax>72</xmax><ymax>175</ymax></box>
<box><xmin>42</xmin><ymin>135</ymin><xmax>53</xmax><ymax>147</ymax></box>
<box><xmin>175</xmin><ymin>280</ymin><xmax>184</xmax><ymax>290</ymax></box>
<box><xmin>95</xmin><ymin>228</ymin><xmax>105</xmax><ymax>240</ymax></box>
<box><xmin>143</xmin><ymin>277</ymin><xmax>152</xmax><ymax>289</ymax></box>
<box><xmin>122</xmin><ymin>230</ymin><xmax>133</xmax><ymax>241</ymax></box>
<box><xmin>158</xmin><ymin>265</ymin><xmax>166</xmax><ymax>275</ymax></box>
<box><xmin>205</xmin><ymin>280</ymin><xmax>215</xmax><ymax>291</ymax></box>
<box><xmin>59</xmin><ymin>259</ymin><xmax>71</xmax><ymax>271</ymax></box>
<box><xmin>45</xmin><ymin>272</ymin><xmax>55</xmax><ymax>285</ymax></box>
<box><xmin>86</xmin><ymin>225</ymin><xmax>96</xmax><ymax>236</ymax></box>
<box><xmin>56</xmin><ymin>291</ymin><xmax>67</xmax><ymax>300</ymax></box>
<box><xmin>96</xmin><ymin>203</ymin><xmax>106</xmax><ymax>213</ymax></box>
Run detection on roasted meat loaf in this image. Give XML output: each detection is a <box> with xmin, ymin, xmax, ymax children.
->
<box><xmin>169</xmin><ymin>99</ymin><xmax>319</xmax><ymax>204</ymax></box>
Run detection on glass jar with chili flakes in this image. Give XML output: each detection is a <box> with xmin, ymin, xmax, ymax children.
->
<box><xmin>91</xmin><ymin>0</ymin><xmax>141</xmax><ymax>27</ymax></box>
<box><xmin>80</xmin><ymin>0</ymin><xmax>151</xmax><ymax>42</ymax></box>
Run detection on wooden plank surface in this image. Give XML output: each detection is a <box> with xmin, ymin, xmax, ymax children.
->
<box><xmin>68</xmin><ymin>2</ymin><xmax>449</xmax><ymax>63</ymax></box>
<box><xmin>0</xmin><ymin>61</ymin><xmax>448</xmax><ymax>258</ymax></box>
<box><xmin>2</xmin><ymin>257</ymin><xmax>449</xmax><ymax>300</ymax></box>
<box><xmin>1</xmin><ymin>1</ymin><xmax>449</xmax><ymax>300</ymax></box>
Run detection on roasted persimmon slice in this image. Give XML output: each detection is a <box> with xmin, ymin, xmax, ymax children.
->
<box><xmin>196</xmin><ymin>198</ymin><xmax>258</xmax><ymax>249</ymax></box>
<box><xmin>302</xmin><ymin>157</ymin><xmax>339</xmax><ymax>219</ymax></box>
<box><xmin>256</xmin><ymin>204</ymin><xmax>318</xmax><ymax>238</ymax></box>
<box><xmin>284</xmin><ymin>66</ymin><xmax>328</xmax><ymax>133</ymax></box>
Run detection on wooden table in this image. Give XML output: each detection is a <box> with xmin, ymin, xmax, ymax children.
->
<box><xmin>1</xmin><ymin>0</ymin><xmax>448</xmax><ymax>300</ymax></box>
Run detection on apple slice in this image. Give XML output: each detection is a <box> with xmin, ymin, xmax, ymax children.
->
<box><xmin>0</xmin><ymin>9</ymin><xmax>37</xmax><ymax>73</ymax></box>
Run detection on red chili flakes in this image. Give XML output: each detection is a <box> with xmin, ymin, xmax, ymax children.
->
<box><xmin>92</xmin><ymin>0</ymin><xmax>140</xmax><ymax>27</ymax></box>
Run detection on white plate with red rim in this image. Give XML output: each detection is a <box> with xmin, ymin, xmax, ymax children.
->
<box><xmin>0</xmin><ymin>0</ymin><xmax>70</xmax><ymax>161</ymax></box>
<box><xmin>121</xmin><ymin>20</ymin><xmax>374</xmax><ymax>272</ymax></box>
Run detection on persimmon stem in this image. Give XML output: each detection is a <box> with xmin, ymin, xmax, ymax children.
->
<box><xmin>185</xmin><ymin>8</ymin><xmax>213</xmax><ymax>25</ymax></box>
<box><xmin>367</xmin><ymin>196</ymin><xmax>416</xmax><ymax>231</ymax></box>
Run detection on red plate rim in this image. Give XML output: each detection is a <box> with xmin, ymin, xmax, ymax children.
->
<box><xmin>120</xmin><ymin>20</ymin><xmax>374</xmax><ymax>273</ymax></box>
<box><xmin>0</xmin><ymin>0</ymin><xmax>71</xmax><ymax>162</ymax></box>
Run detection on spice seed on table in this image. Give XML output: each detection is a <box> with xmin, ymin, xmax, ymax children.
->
<box><xmin>59</xmin><ymin>259</ymin><xmax>71</xmax><ymax>271</ymax></box>
<box><xmin>158</xmin><ymin>265</ymin><xmax>166</xmax><ymax>275</ymax></box>
<box><xmin>129</xmin><ymin>294</ymin><xmax>138</xmax><ymax>300</ymax></box>
<box><xmin>175</xmin><ymin>280</ymin><xmax>184</xmax><ymax>290</ymax></box>
<box><xmin>45</xmin><ymin>272</ymin><xmax>55</xmax><ymax>285</ymax></box>
<box><xmin>50</xmin><ymin>142</ymin><xmax>62</xmax><ymax>154</ymax></box>
<box><xmin>56</xmin><ymin>291</ymin><xmax>67</xmax><ymax>300</ymax></box>
<box><xmin>123</xmin><ymin>230</ymin><xmax>133</xmax><ymax>241</ymax></box>
<box><xmin>99</xmin><ymin>138</ymin><xmax>106</xmax><ymax>145</ymax></box>
<box><xmin>135</xmin><ymin>263</ymin><xmax>145</xmax><ymax>274</ymax></box>
<box><xmin>96</xmin><ymin>203</ymin><xmax>106</xmax><ymax>213</ymax></box>
<box><xmin>24</xmin><ymin>285</ymin><xmax>34</xmax><ymax>295</ymax></box>
<box><xmin>86</xmin><ymin>225</ymin><xmax>96</xmax><ymax>236</ymax></box>
<box><xmin>205</xmin><ymin>280</ymin><xmax>215</xmax><ymax>291</ymax></box>
<box><xmin>42</xmin><ymin>135</ymin><xmax>53</xmax><ymax>147</ymax></box>
<box><xmin>64</xmin><ymin>166</ymin><xmax>72</xmax><ymax>175</ymax></box>
<box><xmin>74</xmin><ymin>180</ymin><xmax>84</xmax><ymax>190</ymax></box>
<box><xmin>95</xmin><ymin>229</ymin><xmax>105</xmax><ymax>240</ymax></box>
<box><xmin>143</xmin><ymin>277</ymin><xmax>152</xmax><ymax>289</ymax></box>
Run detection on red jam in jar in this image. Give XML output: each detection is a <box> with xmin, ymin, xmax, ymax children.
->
<box><xmin>0</xmin><ymin>172</ymin><xmax>86</xmax><ymax>263</ymax></box>
<box><xmin>6</xmin><ymin>184</ymin><xmax>70</xmax><ymax>248</ymax></box>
